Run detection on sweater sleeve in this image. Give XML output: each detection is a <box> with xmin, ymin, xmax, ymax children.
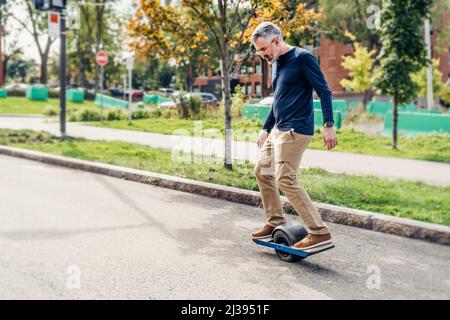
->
<box><xmin>262</xmin><ymin>105</ymin><xmax>275</xmax><ymax>133</ymax></box>
<box><xmin>300</xmin><ymin>53</ymin><xmax>334</xmax><ymax>124</ymax></box>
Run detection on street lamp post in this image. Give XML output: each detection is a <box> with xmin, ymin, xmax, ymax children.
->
<box><xmin>0</xmin><ymin>0</ymin><xmax>6</xmax><ymax>88</ymax></box>
<box><xmin>59</xmin><ymin>10</ymin><xmax>66</xmax><ymax>137</ymax></box>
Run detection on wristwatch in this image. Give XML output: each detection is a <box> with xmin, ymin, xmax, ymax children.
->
<box><xmin>323</xmin><ymin>121</ymin><xmax>334</xmax><ymax>128</ymax></box>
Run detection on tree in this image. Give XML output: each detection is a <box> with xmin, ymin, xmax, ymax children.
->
<box><xmin>411</xmin><ymin>58</ymin><xmax>446</xmax><ymax>104</ymax></box>
<box><xmin>128</xmin><ymin>1</ymin><xmax>211</xmax><ymax>92</ymax></box>
<box><xmin>0</xmin><ymin>0</ymin><xmax>24</xmax><ymax>84</ymax></box>
<box><xmin>340</xmin><ymin>42</ymin><xmax>376</xmax><ymax>107</ymax></box>
<box><xmin>374</xmin><ymin>0</ymin><xmax>433</xmax><ymax>149</ymax></box>
<box><xmin>243</xmin><ymin>1</ymin><xmax>321</xmax><ymax>98</ymax></box>
<box><xmin>10</xmin><ymin>0</ymin><xmax>57</xmax><ymax>84</ymax></box>
<box><xmin>67</xmin><ymin>0</ymin><xmax>122</xmax><ymax>91</ymax></box>
<box><xmin>318</xmin><ymin>0</ymin><xmax>382</xmax><ymax>54</ymax></box>
<box><xmin>129</xmin><ymin>0</ymin><xmax>320</xmax><ymax>170</ymax></box>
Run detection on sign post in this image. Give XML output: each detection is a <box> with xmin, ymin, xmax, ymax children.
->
<box><xmin>96</xmin><ymin>51</ymin><xmax>108</xmax><ymax>121</ymax></box>
<box><xmin>126</xmin><ymin>55</ymin><xmax>133</xmax><ymax>123</ymax></box>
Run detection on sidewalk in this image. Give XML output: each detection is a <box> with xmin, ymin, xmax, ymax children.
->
<box><xmin>1</xmin><ymin>115</ymin><xmax>449</xmax><ymax>186</ymax></box>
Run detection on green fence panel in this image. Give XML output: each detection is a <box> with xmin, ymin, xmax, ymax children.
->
<box><xmin>314</xmin><ymin>109</ymin><xmax>342</xmax><ymax>129</ymax></box>
<box><xmin>26</xmin><ymin>86</ymin><xmax>48</xmax><ymax>101</ymax></box>
<box><xmin>415</xmin><ymin>109</ymin><xmax>442</xmax><ymax>114</ymax></box>
<box><xmin>384</xmin><ymin>111</ymin><xmax>450</xmax><ymax>135</ymax></box>
<box><xmin>314</xmin><ymin>99</ymin><xmax>348</xmax><ymax>117</ymax></box>
<box><xmin>241</xmin><ymin>104</ymin><xmax>270</xmax><ymax>121</ymax></box>
<box><xmin>242</xmin><ymin>103</ymin><xmax>342</xmax><ymax>129</ymax></box>
<box><xmin>368</xmin><ymin>101</ymin><xmax>417</xmax><ymax>116</ymax></box>
<box><xmin>144</xmin><ymin>94</ymin><xmax>173</xmax><ymax>105</ymax></box>
<box><xmin>95</xmin><ymin>94</ymin><xmax>128</xmax><ymax>109</ymax></box>
<box><xmin>66</xmin><ymin>89</ymin><xmax>84</xmax><ymax>103</ymax></box>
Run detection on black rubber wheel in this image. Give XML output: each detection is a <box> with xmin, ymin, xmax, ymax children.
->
<box><xmin>273</xmin><ymin>230</ymin><xmax>303</xmax><ymax>263</ymax></box>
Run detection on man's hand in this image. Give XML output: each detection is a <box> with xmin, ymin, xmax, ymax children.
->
<box><xmin>256</xmin><ymin>130</ymin><xmax>268</xmax><ymax>149</ymax></box>
<box><xmin>323</xmin><ymin>127</ymin><xmax>338</xmax><ymax>150</ymax></box>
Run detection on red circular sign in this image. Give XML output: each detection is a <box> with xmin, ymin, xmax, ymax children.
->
<box><xmin>96</xmin><ymin>51</ymin><xmax>108</xmax><ymax>66</ymax></box>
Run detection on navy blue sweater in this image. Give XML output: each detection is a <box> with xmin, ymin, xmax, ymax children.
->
<box><xmin>263</xmin><ymin>47</ymin><xmax>334</xmax><ymax>135</ymax></box>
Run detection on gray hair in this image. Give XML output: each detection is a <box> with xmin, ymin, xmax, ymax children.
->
<box><xmin>250</xmin><ymin>22</ymin><xmax>283</xmax><ymax>45</ymax></box>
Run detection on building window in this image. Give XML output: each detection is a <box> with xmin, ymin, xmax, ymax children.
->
<box><xmin>246</xmin><ymin>83</ymin><xmax>252</xmax><ymax>96</ymax></box>
<box><xmin>255</xmin><ymin>82</ymin><xmax>261</xmax><ymax>95</ymax></box>
<box><xmin>240</xmin><ymin>65</ymin><xmax>247</xmax><ymax>74</ymax></box>
<box><xmin>255</xmin><ymin>62</ymin><xmax>261</xmax><ymax>74</ymax></box>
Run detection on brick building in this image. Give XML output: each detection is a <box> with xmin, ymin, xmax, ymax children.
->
<box><xmin>193</xmin><ymin>13</ymin><xmax>449</xmax><ymax>99</ymax></box>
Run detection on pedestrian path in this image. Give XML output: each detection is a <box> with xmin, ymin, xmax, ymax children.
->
<box><xmin>1</xmin><ymin>115</ymin><xmax>449</xmax><ymax>186</ymax></box>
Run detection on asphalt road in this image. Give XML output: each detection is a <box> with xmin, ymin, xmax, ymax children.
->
<box><xmin>0</xmin><ymin>154</ymin><xmax>449</xmax><ymax>299</ymax></box>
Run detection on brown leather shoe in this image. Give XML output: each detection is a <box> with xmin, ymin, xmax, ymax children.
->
<box><xmin>251</xmin><ymin>224</ymin><xmax>275</xmax><ymax>239</ymax></box>
<box><xmin>292</xmin><ymin>233</ymin><xmax>333</xmax><ymax>253</ymax></box>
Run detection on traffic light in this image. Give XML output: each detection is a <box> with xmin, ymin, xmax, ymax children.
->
<box><xmin>50</xmin><ymin>0</ymin><xmax>66</xmax><ymax>10</ymax></box>
<box><xmin>32</xmin><ymin>0</ymin><xmax>66</xmax><ymax>11</ymax></box>
<box><xmin>32</xmin><ymin>0</ymin><xmax>51</xmax><ymax>11</ymax></box>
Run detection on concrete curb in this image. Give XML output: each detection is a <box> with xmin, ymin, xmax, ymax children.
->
<box><xmin>1</xmin><ymin>145</ymin><xmax>449</xmax><ymax>246</ymax></box>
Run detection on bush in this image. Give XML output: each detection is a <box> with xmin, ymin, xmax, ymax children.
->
<box><xmin>79</xmin><ymin>109</ymin><xmax>101</xmax><ymax>122</ymax></box>
<box><xmin>131</xmin><ymin>109</ymin><xmax>150</xmax><ymax>120</ymax></box>
<box><xmin>106</xmin><ymin>109</ymin><xmax>125</xmax><ymax>121</ymax></box>
<box><xmin>48</xmin><ymin>89</ymin><xmax>60</xmax><ymax>99</ymax></box>
<box><xmin>43</xmin><ymin>105</ymin><xmax>58</xmax><ymax>116</ymax></box>
<box><xmin>0</xmin><ymin>129</ymin><xmax>54</xmax><ymax>144</ymax></box>
<box><xmin>231</xmin><ymin>85</ymin><xmax>247</xmax><ymax>119</ymax></box>
<box><xmin>441</xmin><ymin>83</ymin><xmax>450</xmax><ymax>109</ymax></box>
<box><xmin>217</xmin><ymin>85</ymin><xmax>247</xmax><ymax>120</ymax></box>
<box><xmin>150</xmin><ymin>109</ymin><xmax>162</xmax><ymax>118</ymax></box>
<box><xmin>174</xmin><ymin>92</ymin><xmax>203</xmax><ymax>119</ymax></box>
<box><xmin>68</xmin><ymin>113</ymin><xmax>78</xmax><ymax>122</ymax></box>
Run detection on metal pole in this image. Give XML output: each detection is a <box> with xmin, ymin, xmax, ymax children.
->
<box><xmin>128</xmin><ymin>64</ymin><xmax>132</xmax><ymax>122</ymax></box>
<box><xmin>123</xmin><ymin>74</ymin><xmax>126</xmax><ymax>101</ymax></box>
<box><xmin>424</xmin><ymin>18</ymin><xmax>433</xmax><ymax>110</ymax></box>
<box><xmin>100</xmin><ymin>65</ymin><xmax>104</xmax><ymax>121</ymax></box>
<box><xmin>0</xmin><ymin>7</ymin><xmax>4</xmax><ymax>88</ymax></box>
<box><xmin>60</xmin><ymin>10</ymin><xmax>66</xmax><ymax>137</ymax></box>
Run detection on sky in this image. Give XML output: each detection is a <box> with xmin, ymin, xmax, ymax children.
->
<box><xmin>5</xmin><ymin>0</ymin><xmax>133</xmax><ymax>61</ymax></box>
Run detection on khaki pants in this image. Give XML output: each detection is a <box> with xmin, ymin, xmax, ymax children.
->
<box><xmin>254</xmin><ymin>129</ymin><xmax>330</xmax><ymax>235</ymax></box>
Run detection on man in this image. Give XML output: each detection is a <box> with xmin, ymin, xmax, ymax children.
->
<box><xmin>250</xmin><ymin>22</ymin><xmax>338</xmax><ymax>253</ymax></box>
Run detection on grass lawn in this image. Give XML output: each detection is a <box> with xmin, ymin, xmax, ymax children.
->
<box><xmin>89</xmin><ymin>118</ymin><xmax>450</xmax><ymax>164</ymax></box>
<box><xmin>0</xmin><ymin>97</ymin><xmax>99</xmax><ymax>115</ymax></box>
<box><xmin>1</xmin><ymin>128</ymin><xmax>449</xmax><ymax>226</ymax></box>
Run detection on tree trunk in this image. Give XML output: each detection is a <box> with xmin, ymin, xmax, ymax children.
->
<box><xmin>220</xmin><ymin>56</ymin><xmax>233</xmax><ymax>170</ymax></box>
<box><xmin>40</xmin><ymin>55</ymin><xmax>48</xmax><ymax>84</ymax></box>
<box><xmin>363</xmin><ymin>88</ymin><xmax>374</xmax><ymax>110</ymax></box>
<box><xmin>392</xmin><ymin>94</ymin><xmax>398</xmax><ymax>149</ymax></box>
<box><xmin>0</xmin><ymin>25</ymin><xmax>3</xmax><ymax>87</ymax></box>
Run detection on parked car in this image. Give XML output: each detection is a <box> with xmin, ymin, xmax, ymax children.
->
<box><xmin>124</xmin><ymin>90</ymin><xmax>144</xmax><ymax>102</ymax></box>
<box><xmin>4</xmin><ymin>83</ymin><xmax>28</xmax><ymax>90</ymax></box>
<box><xmin>158</xmin><ymin>100</ymin><xmax>177</xmax><ymax>109</ymax></box>
<box><xmin>158</xmin><ymin>88</ymin><xmax>175</xmax><ymax>97</ymax></box>
<box><xmin>109</xmin><ymin>87</ymin><xmax>124</xmax><ymax>97</ymax></box>
<box><xmin>199</xmin><ymin>92</ymin><xmax>218</xmax><ymax>105</ymax></box>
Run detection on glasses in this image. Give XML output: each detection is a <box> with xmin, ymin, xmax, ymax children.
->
<box><xmin>253</xmin><ymin>38</ymin><xmax>276</xmax><ymax>56</ymax></box>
